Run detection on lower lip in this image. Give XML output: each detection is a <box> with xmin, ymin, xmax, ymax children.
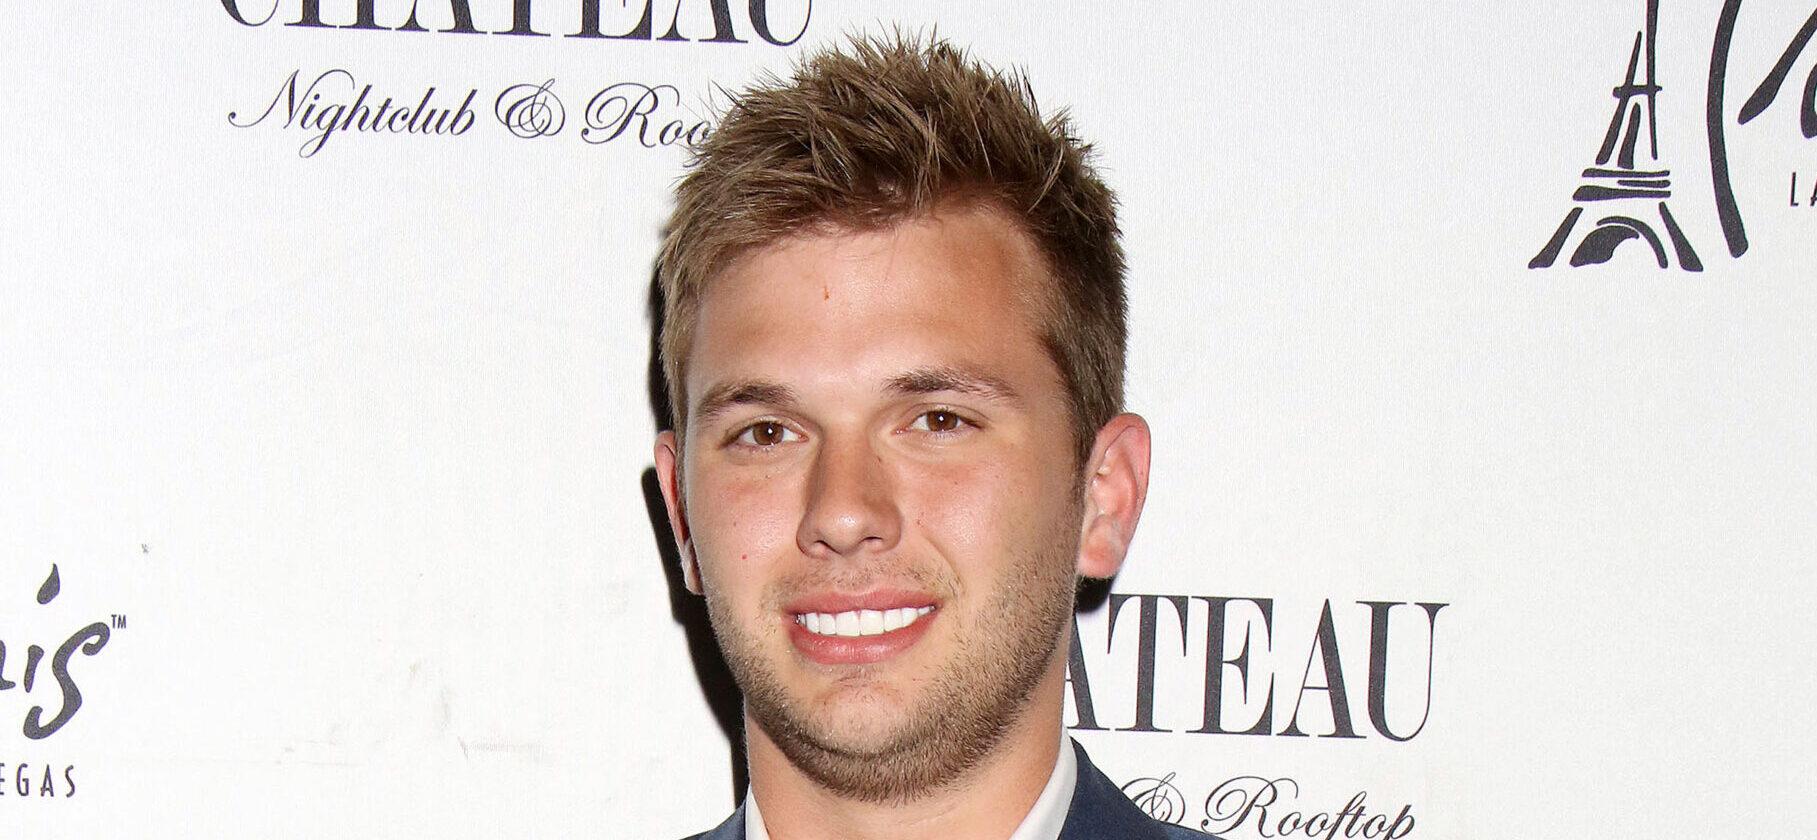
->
<box><xmin>787</xmin><ymin>610</ymin><xmax>938</xmax><ymax>666</ymax></box>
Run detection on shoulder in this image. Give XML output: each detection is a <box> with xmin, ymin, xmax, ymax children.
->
<box><xmin>1063</xmin><ymin>741</ymin><xmax>1211</xmax><ymax>839</ymax></box>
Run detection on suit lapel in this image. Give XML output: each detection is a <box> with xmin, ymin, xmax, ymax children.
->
<box><xmin>1058</xmin><ymin>740</ymin><xmax>1177</xmax><ymax>840</ymax></box>
<box><xmin>685</xmin><ymin>803</ymin><xmax>746</xmax><ymax>840</ymax></box>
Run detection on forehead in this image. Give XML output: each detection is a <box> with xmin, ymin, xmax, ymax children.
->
<box><xmin>685</xmin><ymin>206</ymin><xmax>1059</xmax><ymax>406</ymax></box>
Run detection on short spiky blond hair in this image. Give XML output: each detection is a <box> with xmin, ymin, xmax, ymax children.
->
<box><xmin>658</xmin><ymin>33</ymin><xmax>1126</xmax><ymax>465</ymax></box>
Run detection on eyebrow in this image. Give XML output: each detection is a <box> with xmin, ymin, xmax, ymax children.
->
<box><xmin>691</xmin><ymin>366</ymin><xmax>1021</xmax><ymax>427</ymax></box>
<box><xmin>693</xmin><ymin>379</ymin><xmax>800</xmax><ymax>427</ymax></box>
<box><xmin>886</xmin><ymin>366</ymin><xmax>1021</xmax><ymax>403</ymax></box>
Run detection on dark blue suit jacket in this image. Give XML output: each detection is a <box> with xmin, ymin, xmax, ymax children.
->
<box><xmin>684</xmin><ymin>740</ymin><xmax>1203</xmax><ymax>839</ymax></box>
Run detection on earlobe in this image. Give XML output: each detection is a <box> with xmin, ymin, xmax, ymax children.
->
<box><xmin>654</xmin><ymin>431</ymin><xmax>703</xmax><ymax>595</ymax></box>
<box><xmin>1075</xmin><ymin>413</ymin><xmax>1152</xmax><ymax>580</ymax></box>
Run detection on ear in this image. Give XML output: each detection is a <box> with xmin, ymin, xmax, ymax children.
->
<box><xmin>654</xmin><ymin>430</ymin><xmax>703</xmax><ymax>595</ymax></box>
<box><xmin>1075</xmin><ymin>413</ymin><xmax>1152</xmax><ymax>580</ymax></box>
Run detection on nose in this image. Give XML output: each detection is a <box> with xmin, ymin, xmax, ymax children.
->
<box><xmin>797</xmin><ymin>433</ymin><xmax>901</xmax><ymax>559</ymax></box>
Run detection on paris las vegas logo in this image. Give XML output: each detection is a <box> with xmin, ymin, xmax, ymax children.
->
<box><xmin>1531</xmin><ymin>0</ymin><xmax>1817</xmax><ymax>271</ymax></box>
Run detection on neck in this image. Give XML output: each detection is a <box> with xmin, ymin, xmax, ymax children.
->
<box><xmin>746</xmin><ymin>664</ymin><xmax>1067</xmax><ymax>840</ymax></box>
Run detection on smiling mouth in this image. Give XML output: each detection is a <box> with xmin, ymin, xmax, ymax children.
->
<box><xmin>794</xmin><ymin>606</ymin><xmax>935</xmax><ymax>638</ymax></box>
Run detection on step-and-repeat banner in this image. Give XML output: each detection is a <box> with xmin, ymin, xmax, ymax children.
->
<box><xmin>4</xmin><ymin>2</ymin><xmax>1813</xmax><ymax>837</ymax></box>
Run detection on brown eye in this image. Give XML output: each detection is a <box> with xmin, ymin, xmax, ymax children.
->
<box><xmin>916</xmin><ymin>410</ymin><xmax>965</xmax><ymax>433</ymax></box>
<box><xmin>737</xmin><ymin>420</ymin><xmax>795</xmax><ymax>445</ymax></box>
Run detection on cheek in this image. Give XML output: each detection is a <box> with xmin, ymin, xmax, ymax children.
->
<box><xmin>905</xmin><ymin>448</ymin><xmax>1077</xmax><ymax>574</ymax></box>
<box><xmin>688</xmin><ymin>468</ymin><xmax>801</xmax><ymax>596</ymax></box>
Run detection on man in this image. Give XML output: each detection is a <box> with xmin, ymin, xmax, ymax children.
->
<box><xmin>653</xmin><ymin>34</ymin><xmax>1194</xmax><ymax>840</ymax></box>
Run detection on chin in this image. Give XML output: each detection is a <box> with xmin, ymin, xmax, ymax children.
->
<box><xmin>798</xmin><ymin>682</ymin><xmax>921</xmax><ymax>755</ymax></box>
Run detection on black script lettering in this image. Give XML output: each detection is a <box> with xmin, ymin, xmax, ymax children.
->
<box><xmin>1121</xmin><ymin>772</ymin><xmax>1187</xmax><ymax>824</ymax></box>
<box><xmin>446</xmin><ymin>89</ymin><xmax>478</xmax><ymax>134</ymax></box>
<box><xmin>1280</xmin><ymin>601</ymin><xmax>1361</xmax><ymax>738</ymax></box>
<box><xmin>1201</xmin><ymin>779</ymin><xmax>1415</xmax><ymax>840</ymax></box>
<box><xmin>229</xmin><ymin>70</ymin><xmax>476</xmax><ymax>157</ymax></box>
<box><xmin>1192</xmin><ymin>596</ymin><xmax>1274</xmax><ymax>736</ymax></box>
<box><xmin>401</xmin><ymin>87</ymin><xmax>477</xmax><ymax>135</ymax></box>
<box><xmin>1360</xmin><ymin>601</ymin><xmax>1444</xmax><ymax>742</ymax></box>
<box><xmin>496</xmin><ymin>80</ymin><xmax>566</xmax><ymax>139</ymax></box>
<box><xmin>24</xmin><ymin>622</ymin><xmax>109</xmax><ymax>740</ymax></box>
<box><xmin>309</xmin><ymin>88</ymin><xmax>362</xmax><ymax>151</ymax></box>
<box><xmin>1065</xmin><ymin>617</ymin><xmax>1105</xmax><ymax>730</ymax></box>
<box><xmin>227</xmin><ymin>68</ymin><xmax>356</xmax><ymax>154</ymax></box>
<box><xmin>1201</xmin><ymin>775</ymin><xmax>1294</xmax><ymax>836</ymax></box>
<box><xmin>407</xmin><ymin>87</ymin><xmax>442</xmax><ymax>132</ymax></box>
<box><xmin>1384</xmin><ymin>805</ymin><xmax>1416</xmax><ymax>839</ymax></box>
<box><xmin>1106</xmin><ymin>593</ymin><xmax>1189</xmax><ymax>733</ymax></box>
<box><xmin>1332</xmin><ymin>792</ymin><xmax>1371</xmax><ymax>838</ymax></box>
<box><xmin>580</xmin><ymin>83</ymin><xmax>711</xmax><ymax>148</ymax></box>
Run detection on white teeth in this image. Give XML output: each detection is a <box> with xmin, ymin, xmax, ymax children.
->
<box><xmin>797</xmin><ymin>606</ymin><xmax>935</xmax><ymax>638</ymax></box>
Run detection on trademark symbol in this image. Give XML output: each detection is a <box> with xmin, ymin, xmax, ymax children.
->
<box><xmin>110</xmin><ymin>614</ymin><xmax>127</xmax><ymax>630</ymax></box>
<box><xmin>140</xmin><ymin>544</ymin><xmax>149</xmax><ymax>554</ymax></box>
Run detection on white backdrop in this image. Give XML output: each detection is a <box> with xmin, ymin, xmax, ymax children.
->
<box><xmin>3</xmin><ymin>2</ymin><xmax>1814</xmax><ymax>837</ymax></box>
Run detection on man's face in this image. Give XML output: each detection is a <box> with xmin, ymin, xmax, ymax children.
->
<box><xmin>657</xmin><ymin>205</ymin><xmax>1089</xmax><ymax>800</ymax></box>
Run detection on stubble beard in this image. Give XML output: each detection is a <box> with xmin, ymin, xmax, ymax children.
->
<box><xmin>705</xmin><ymin>534</ymin><xmax>1079</xmax><ymax>804</ymax></box>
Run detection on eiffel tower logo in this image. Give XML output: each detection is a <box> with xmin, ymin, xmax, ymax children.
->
<box><xmin>1531</xmin><ymin>0</ymin><xmax>1703</xmax><ymax>271</ymax></box>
